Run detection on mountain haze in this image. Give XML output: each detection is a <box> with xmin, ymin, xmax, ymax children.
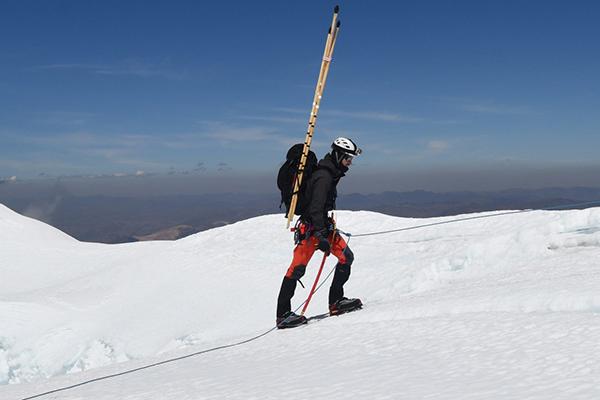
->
<box><xmin>2</xmin><ymin>186</ymin><xmax>600</xmax><ymax>243</ymax></box>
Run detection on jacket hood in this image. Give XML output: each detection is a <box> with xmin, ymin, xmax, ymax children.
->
<box><xmin>318</xmin><ymin>153</ymin><xmax>347</xmax><ymax>178</ymax></box>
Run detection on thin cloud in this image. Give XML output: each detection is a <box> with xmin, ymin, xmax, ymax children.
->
<box><xmin>0</xmin><ymin>156</ymin><xmax>102</xmax><ymax>178</ymax></box>
<box><xmin>90</xmin><ymin>151</ymin><xmax>171</xmax><ymax>170</ymax></box>
<box><xmin>16</xmin><ymin>131</ymin><xmax>155</xmax><ymax>149</ymax></box>
<box><xmin>217</xmin><ymin>162</ymin><xmax>232</xmax><ymax>172</ymax></box>
<box><xmin>274</xmin><ymin>107</ymin><xmax>423</xmax><ymax>123</ymax></box>
<box><xmin>427</xmin><ymin>140</ymin><xmax>450</xmax><ymax>153</ymax></box>
<box><xmin>206</xmin><ymin>129</ymin><xmax>275</xmax><ymax>142</ymax></box>
<box><xmin>22</xmin><ymin>195</ymin><xmax>63</xmax><ymax>224</ymax></box>
<box><xmin>364</xmin><ymin>139</ymin><xmax>452</xmax><ymax>160</ymax></box>
<box><xmin>34</xmin><ymin>111</ymin><xmax>97</xmax><ymax>126</ymax></box>
<box><xmin>431</xmin><ymin>119</ymin><xmax>466</xmax><ymax>125</ymax></box>
<box><xmin>437</xmin><ymin>96</ymin><xmax>533</xmax><ymax>115</ymax></box>
<box><xmin>31</xmin><ymin>63</ymin><xmax>105</xmax><ymax>71</ymax></box>
<box><xmin>201</xmin><ymin>124</ymin><xmax>297</xmax><ymax>146</ymax></box>
<box><xmin>324</xmin><ymin>110</ymin><xmax>423</xmax><ymax>123</ymax></box>
<box><xmin>461</xmin><ymin>103</ymin><xmax>532</xmax><ymax>115</ymax></box>
<box><xmin>237</xmin><ymin>115</ymin><xmax>305</xmax><ymax>124</ymax></box>
<box><xmin>30</xmin><ymin>60</ymin><xmax>186</xmax><ymax>80</ymax></box>
<box><xmin>9</xmin><ymin>130</ymin><xmax>172</xmax><ymax>172</ymax></box>
<box><xmin>194</xmin><ymin>162</ymin><xmax>206</xmax><ymax>172</ymax></box>
<box><xmin>271</xmin><ymin>107</ymin><xmax>306</xmax><ymax>115</ymax></box>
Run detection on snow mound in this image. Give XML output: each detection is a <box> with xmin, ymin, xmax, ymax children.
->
<box><xmin>1</xmin><ymin>204</ymin><xmax>600</xmax><ymax>399</ymax></box>
<box><xmin>0</xmin><ymin>204</ymin><xmax>75</xmax><ymax>245</ymax></box>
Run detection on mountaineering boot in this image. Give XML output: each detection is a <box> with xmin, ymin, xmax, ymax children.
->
<box><xmin>329</xmin><ymin>297</ymin><xmax>362</xmax><ymax>316</ymax></box>
<box><xmin>276</xmin><ymin>311</ymin><xmax>308</xmax><ymax>329</ymax></box>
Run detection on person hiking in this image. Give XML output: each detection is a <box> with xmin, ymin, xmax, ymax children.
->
<box><xmin>276</xmin><ymin>137</ymin><xmax>363</xmax><ymax>329</ymax></box>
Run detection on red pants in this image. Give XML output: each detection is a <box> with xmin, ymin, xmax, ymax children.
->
<box><xmin>285</xmin><ymin>232</ymin><xmax>348</xmax><ymax>279</ymax></box>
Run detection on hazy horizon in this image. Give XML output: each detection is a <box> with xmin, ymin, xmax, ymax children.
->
<box><xmin>2</xmin><ymin>161</ymin><xmax>600</xmax><ymax>198</ymax></box>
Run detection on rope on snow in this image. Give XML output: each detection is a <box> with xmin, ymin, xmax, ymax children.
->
<box><xmin>19</xmin><ymin>200</ymin><xmax>600</xmax><ymax>399</ymax></box>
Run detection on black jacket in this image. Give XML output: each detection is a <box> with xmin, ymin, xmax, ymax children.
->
<box><xmin>301</xmin><ymin>153</ymin><xmax>347</xmax><ymax>231</ymax></box>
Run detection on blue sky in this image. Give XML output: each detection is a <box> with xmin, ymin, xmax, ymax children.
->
<box><xmin>1</xmin><ymin>1</ymin><xmax>599</xmax><ymax>190</ymax></box>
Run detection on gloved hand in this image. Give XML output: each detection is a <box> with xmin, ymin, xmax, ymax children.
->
<box><xmin>314</xmin><ymin>229</ymin><xmax>331</xmax><ymax>255</ymax></box>
<box><xmin>327</xmin><ymin>217</ymin><xmax>336</xmax><ymax>232</ymax></box>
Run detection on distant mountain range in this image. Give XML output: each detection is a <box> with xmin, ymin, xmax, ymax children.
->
<box><xmin>2</xmin><ymin>187</ymin><xmax>600</xmax><ymax>243</ymax></box>
<box><xmin>339</xmin><ymin>187</ymin><xmax>600</xmax><ymax>218</ymax></box>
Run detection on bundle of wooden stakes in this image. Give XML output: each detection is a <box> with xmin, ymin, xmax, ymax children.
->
<box><xmin>286</xmin><ymin>5</ymin><xmax>341</xmax><ymax>229</ymax></box>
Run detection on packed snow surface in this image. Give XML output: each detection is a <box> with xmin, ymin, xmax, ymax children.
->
<box><xmin>1</xmin><ymin>202</ymin><xmax>600</xmax><ymax>399</ymax></box>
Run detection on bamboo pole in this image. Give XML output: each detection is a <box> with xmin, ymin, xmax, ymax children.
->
<box><xmin>286</xmin><ymin>6</ymin><xmax>340</xmax><ymax>228</ymax></box>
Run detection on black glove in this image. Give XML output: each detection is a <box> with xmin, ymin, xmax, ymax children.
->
<box><xmin>314</xmin><ymin>229</ymin><xmax>331</xmax><ymax>255</ymax></box>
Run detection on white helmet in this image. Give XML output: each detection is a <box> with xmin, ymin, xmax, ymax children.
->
<box><xmin>331</xmin><ymin>137</ymin><xmax>362</xmax><ymax>163</ymax></box>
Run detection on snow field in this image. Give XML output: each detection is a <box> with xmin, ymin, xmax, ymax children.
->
<box><xmin>1</xmin><ymin>203</ymin><xmax>600</xmax><ymax>399</ymax></box>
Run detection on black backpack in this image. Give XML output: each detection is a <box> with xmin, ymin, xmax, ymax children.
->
<box><xmin>277</xmin><ymin>143</ymin><xmax>318</xmax><ymax>217</ymax></box>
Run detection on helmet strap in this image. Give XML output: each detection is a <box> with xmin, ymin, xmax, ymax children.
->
<box><xmin>332</xmin><ymin>150</ymin><xmax>344</xmax><ymax>165</ymax></box>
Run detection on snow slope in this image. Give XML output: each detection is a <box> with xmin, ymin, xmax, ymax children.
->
<box><xmin>1</xmin><ymin>202</ymin><xmax>600</xmax><ymax>399</ymax></box>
